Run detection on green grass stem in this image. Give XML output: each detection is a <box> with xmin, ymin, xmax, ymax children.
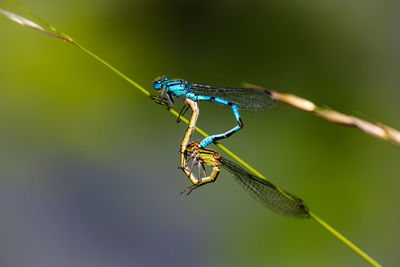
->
<box><xmin>1</xmin><ymin>3</ymin><xmax>382</xmax><ymax>266</ymax></box>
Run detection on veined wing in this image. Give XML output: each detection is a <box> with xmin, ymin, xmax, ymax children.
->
<box><xmin>221</xmin><ymin>158</ymin><xmax>310</xmax><ymax>218</ymax></box>
<box><xmin>189</xmin><ymin>83</ymin><xmax>277</xmax><ymax>110</ymax></box>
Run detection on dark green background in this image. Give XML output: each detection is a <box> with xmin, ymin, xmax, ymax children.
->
<box><xmin>1</xmin><ymin>0</ymin><xmax>399</xmax><ymax>266</ymax></box>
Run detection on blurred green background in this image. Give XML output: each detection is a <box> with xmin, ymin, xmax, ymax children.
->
<box><xmin>1</xmin><ymin>0</ymin><xmax>399</xmax><ymax>266</ymax></box>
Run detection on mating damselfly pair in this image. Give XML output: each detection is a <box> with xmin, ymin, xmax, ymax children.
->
<box><xmin>153</xmin><ymin>78</ymin><xmax>386</xmax><ymax>265</ymax></box>
<box><xmin>153</xmin><ymin>77</ymin><xmax>310</xmax><ymax>219</ymax></box>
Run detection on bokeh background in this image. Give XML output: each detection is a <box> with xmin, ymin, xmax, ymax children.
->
<box><xmin>0</xmin><ymin>0</ymin><xmax>399</xmax><ymax>266</ymax></box>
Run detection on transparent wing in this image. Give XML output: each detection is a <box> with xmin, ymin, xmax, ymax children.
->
<box><xmin>189</xmin><ymin>83</ymin><xmax>277</xmax><ymax>110</ymax></box>
<box><xmin>221</xmin><ymin>158</ymin><xmax>310</xmax><ymax>218</ymax></box>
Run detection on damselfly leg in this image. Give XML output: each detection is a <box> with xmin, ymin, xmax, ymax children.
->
<box><xmin>181</xmin><ymin>142</ymin><xmax>221</xmax><ymax>195</ymax></box>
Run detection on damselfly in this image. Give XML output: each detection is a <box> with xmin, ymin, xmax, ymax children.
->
<box><xmin>153</xmin><ymin>77</ymin><xmax>277</xmax><ymax>148</ymax></box>
<box><xmin>179</xmin><ymin>98</ymin><xmax>220</xmax><ymax>189</ymax></box>
<box><xmin>184</xmin><ymin>142</ymin><xmax>310</xmax><ymax>218</ymax></box>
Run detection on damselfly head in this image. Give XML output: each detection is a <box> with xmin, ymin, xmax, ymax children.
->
<box><xmin>153</xmin><ymin>76</ymin><xmax>169</xmax><ymax>90</ymax></box>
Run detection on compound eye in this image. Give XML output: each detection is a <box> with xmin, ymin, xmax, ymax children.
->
<box><xmin>153</xmin><ymin>81</ymin><xmax>161</xmax><ymax>89</ymax></box>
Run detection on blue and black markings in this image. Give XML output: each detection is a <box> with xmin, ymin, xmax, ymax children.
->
<box><xmin>153</xmin><ymin>77</ymin><xmax>277</xmax><ymax>148</ymax></box>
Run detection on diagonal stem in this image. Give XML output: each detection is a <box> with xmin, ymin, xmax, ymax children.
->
<box><xmin>2</xmin><ymin>3</ymin><xmax>383</xmax><ymax>266</ymax></box>
<box><xmin>70</xmin><ymin>40</ymin><xmax>383</xmax><ymax>267</ymax></box>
